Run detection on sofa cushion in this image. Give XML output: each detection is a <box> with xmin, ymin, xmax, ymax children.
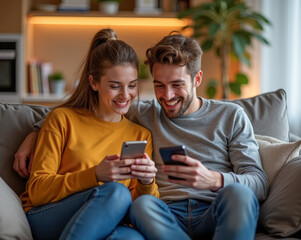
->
<box><xmin>259</xmin><ymin>156</ymin><xmax>301</xmax><ymax>237</ymax></box>
<box><xmin>0</xmin><ymin>103</ymin><xmax>50</xmax><ymax>195</ymax></box>
<box><xmin>230</xmin><ymin>89</ymin><xmax>290</xmax><ymax>142</ymax></box>
<box><xmin>0</xmin><ymin>177</ymin><xmax>33</xmax><ymax>240</ymax></box>
<box><xmin>255</xmin><ymin>134</ymin><xmax>301</xmax><ymax>185</ymax></box>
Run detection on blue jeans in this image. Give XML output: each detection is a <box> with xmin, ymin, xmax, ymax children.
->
<box><xmin>129</xmin><ymin>183</ymin><xmax>259</xmax><ymax>240</ymax></box>
<box><xmin>26</xmin><ymin>182</ymin><xmax>145</xmax><ymax>240</ymax></box>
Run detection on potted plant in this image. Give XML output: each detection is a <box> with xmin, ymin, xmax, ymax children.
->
<box><xmin>138</xmin><ymin>59</ymin><xmax>150</xmax><ymax>80</ymax></box>
<box><xmin>98</xmin><ymin>0</ymin><xmax>122</xmax><ymax>14</ymax></box>
<box><xmin>178</xmin><ymin>0</ymin><xmax>271</xmax><ymax>99</ymax></box>
<box><xmin>48</xmin><ymin>71</ymin><xmax>65</xmax><ymax>95</ymax></box>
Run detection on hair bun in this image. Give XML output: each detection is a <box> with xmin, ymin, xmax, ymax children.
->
<box><xmin>93</xmin><ymin>28</ymin><xmax>117</xmax><ymax>47</ymax></box>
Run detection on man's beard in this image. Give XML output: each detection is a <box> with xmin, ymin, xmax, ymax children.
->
<box><xmin>161</xmin><ymin>91</ymin><xmax>194</xmax><ymax>118</ymax></box>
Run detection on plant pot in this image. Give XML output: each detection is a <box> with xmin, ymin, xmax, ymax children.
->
<box><xmin>99</xmin><ymin>2</ymin><xmax>119</xmax><ymax>14</ymax></box>
<box><xmin>50</xmin><ymin>80</ymin><xmax>65</xmax><ymax>95</ymax></box>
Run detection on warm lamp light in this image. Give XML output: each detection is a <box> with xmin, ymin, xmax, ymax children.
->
<box><xmin>28</xmin><ymin>16</ymin><xmax>187</xmax><ymax>27</ymax></box>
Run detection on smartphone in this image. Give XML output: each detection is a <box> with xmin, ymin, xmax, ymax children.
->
<box><xmin>159</xmin><ymin>145</ymin><xmax>187</xmax><ymax>180</ymax></box>
<box><xmin>120</xmin><ymin>140</ymin><xmax>147</xmax><ymax>159</ymax></box>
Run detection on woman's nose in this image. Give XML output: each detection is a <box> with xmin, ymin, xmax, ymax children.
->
<box><xmin>120</xmin><ymin>87</ymin><xmax>129</xmax><ymax>98</ymax></box>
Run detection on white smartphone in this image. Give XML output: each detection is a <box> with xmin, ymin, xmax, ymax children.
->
<box><xmin>120</xmin><ymin>140</ymin><xmax>147</xmax><ymax>159</ymax></box>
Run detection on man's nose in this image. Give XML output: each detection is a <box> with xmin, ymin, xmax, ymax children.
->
<box><xmin>163</xmin><ymin>86</ymin><xmax>174</xmax><ymax>100</ymax></box>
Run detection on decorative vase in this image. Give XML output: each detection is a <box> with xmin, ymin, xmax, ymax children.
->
<box><xmin>99</xmin><ymin>2</ymin><xmax>119</xmax><ymax>15</ymax></box>
<box><xmin>50</xmin><ymin>80</ymin><xmax>65</xmax><ymax>95</ymax></box>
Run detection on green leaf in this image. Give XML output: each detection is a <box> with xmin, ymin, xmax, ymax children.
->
<box><xmin>250</xmin><ymin>12</ymin><xmax>272</xmax><ymax>25</ymax></box>
<box><xmin>229</xmin><ymin>82</ymin><xmax>241</xmax><ymax>96</ymax></box>
<box><xmin>209</xmin><ymin>23</ymin><xmax>220</xmax><ymax>37</ymax></box>
<box><xmin>231</xmin><ymin>33</ymin><xmax>247</xmax><ymax>57</ymax></box>
<box><xmin>235</xmin><ymin>73</ymin><xmax>248</xmax><ymax>84</ymax></box>
<box><xmin>206</xmin><ymin>79</ymin><xmax>219</xmax><ymax>99</ymax></box>
<box><xmin>201</xmin><ymin>39</ymin><xmax>214</xmax><ymax>51</ymax></box>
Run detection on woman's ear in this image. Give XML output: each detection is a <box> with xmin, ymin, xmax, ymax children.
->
<box><xmin>194</xmin><ymin>70</ymin><xmax>203</xmax><ymax>87</ymax></box>
<box><xmin>89</xmin><ymin>75</ymin><xmax>97</xmax><ymax>91</ymax></box>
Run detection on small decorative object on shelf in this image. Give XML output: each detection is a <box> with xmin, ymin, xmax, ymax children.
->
<box><xmin>58</xmin><ymin>0</ymin><xmax>91</xmax><ymax>12</ymax></box>
<box><xmin>98</xmin><ymin>0</ymin><xmax>122</xmax><ymax>14</ymax></box>
<box><xmin>48</xmin><ymin>71</ymin><xmax>65</xmax><ymax>95</ymax></box>
<box><xmin>135</xmin><ymin>0</ymin><xmax>162</xmax><ymax>14</ymax></box>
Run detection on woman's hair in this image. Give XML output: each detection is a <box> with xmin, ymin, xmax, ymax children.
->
<box><xmin>145</xmin><ymin>31</ymin><xmax>203</xmax><ymax>81</ymax></box>
<box><xmin>57</xmin><ymin>28</ymin><xmax>138</xmax><ymax>114</ymax></box>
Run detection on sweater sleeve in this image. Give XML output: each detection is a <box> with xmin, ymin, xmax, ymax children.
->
<box><xmin>220</xmin><ymin>109</ymin><xmax>268</xmax><ymax>201</ymax></box>
<box><xmin>27</xmin><ymin>112</ymin><xmax>99</xmax><ymax>207</ymax></box>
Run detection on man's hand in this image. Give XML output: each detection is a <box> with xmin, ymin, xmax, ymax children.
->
<box><xmin>131</xmin><ymin>153</ymin><xmax>157</xmax><ymax>185</ymax></box>
<box><xmin>162</xmin><ymin>154</ymin><xmax>223</xmax><ymax>191</ymax></box>
<box><xmin>13</xmin><ymin>131</ymin><xmax>39</xmax><ymax>178</ymax></box>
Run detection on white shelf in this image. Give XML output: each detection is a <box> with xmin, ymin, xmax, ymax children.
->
<box><xmin>22</xmin><ymin>93</ymin><xmax>69</xmax><ymax>102</ymax></box>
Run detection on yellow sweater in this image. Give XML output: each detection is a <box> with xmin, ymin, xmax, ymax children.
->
<box><xmin>21</xmin><ymin>107</ymin><xmax>159</xmax><ymax>213</ymax></box>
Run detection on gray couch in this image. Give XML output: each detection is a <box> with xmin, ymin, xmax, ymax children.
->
<box><xmin>1</xmin><ymin>89</ymin><xmax>301</xmax><ymax>239</ymax></box>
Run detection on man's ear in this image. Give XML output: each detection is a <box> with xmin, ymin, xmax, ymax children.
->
<box><xmin>89</xmin><ymin>75</ymin><xmax>97</xmax><ymax>91</ymax></box>
<box><xmin>194</xmin><ymin>70</ymin><xmax>203</xmax><ymax>87</ymax></box>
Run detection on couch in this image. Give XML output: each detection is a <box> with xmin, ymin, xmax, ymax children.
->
<box><xmin>1</xmin><ymin>89</ymin><xmax>301</xmax><ymax>239</ymax></box>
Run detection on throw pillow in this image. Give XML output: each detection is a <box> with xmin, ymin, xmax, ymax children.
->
<box><xmin>230</xmin><ymin>89</ymin><xmax>290</xmax><ymax>142</ymax></box>
<box><xmin>259</xmin><ymin>156</ymin><xmax>301</xmax><ymax>237</ymax></box>
<box><xmin>0</xmin><ymin>177</ymin><xmax>33</xmax><ymax>240</ymax></box>
<box><xmin>255</xmin><ymin>134</ymin><xmax>301</xmax><ymax>186</ymax></box>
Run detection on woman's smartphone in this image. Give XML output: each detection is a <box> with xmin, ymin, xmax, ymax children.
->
<box><xmin>120</xmin><ymin>140</ymin><xmax>147</xmax><ymax>159</ymax></box>
<box><xmin>159</xmin><ymin>145</ymin><xmax>187</xmax><ymax>180</ymax></box>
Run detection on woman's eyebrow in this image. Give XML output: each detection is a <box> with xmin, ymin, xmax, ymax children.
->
<box><xmin>109</xmin><ymin>79</ymin><xmax>138</xmax><ymax>84</ymax></box>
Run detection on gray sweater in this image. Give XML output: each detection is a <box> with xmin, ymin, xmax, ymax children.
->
<box><xmin>129</xmin><ymin>98</ymin><xmax>268</xmax><ymax>203</ymax></box>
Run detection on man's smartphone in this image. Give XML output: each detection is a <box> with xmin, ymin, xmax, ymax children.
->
<box><xmin>120</xmin><ymin>141</ymin><xmax>147</xmax><ymax>159</ymax></box>
<box><xmin>159</xmin><ymin>145</ymin><xmax>187</xmax><ymax>180</ymax></box>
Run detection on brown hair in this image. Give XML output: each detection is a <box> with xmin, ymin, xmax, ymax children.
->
<box><xmin>145</xmin><ymin>31</ymin><xmax>203</xmax><ymax>81</ymax></box>
<box><xmin>57</xmin><ymin>28</ymin><xmax>138</xmax><ymax>114</ymax></box>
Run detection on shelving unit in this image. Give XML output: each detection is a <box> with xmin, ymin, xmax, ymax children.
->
<box><xmin>22</xmin><ymin>9</ymin><xmax>187</xmax><ymax>105</ymax></box>
<box><xmin>27</xmin><ymin>10</ymin><xmax>179</xmax><ymax>18</ymax></box>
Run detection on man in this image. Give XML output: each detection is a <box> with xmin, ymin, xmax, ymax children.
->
<box><xmin>14</xmin><ymin>32</ymin><xmax>268</xmax><ymax>240</ymax></box>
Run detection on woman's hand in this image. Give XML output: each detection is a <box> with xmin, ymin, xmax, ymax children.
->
<box><xmin>95</xmin><ymin>155</ymin><xmax>135</xmax><ymax>182</ymax></box>
<box><xmin>131</xmin><ymin>153</ymin><xmax>157</xmax><ymax>185</ymax></box>
<box><xmin>13</xmin><ymin>131</ymin><xmax>39</xmax><ymax>178</ymax></box>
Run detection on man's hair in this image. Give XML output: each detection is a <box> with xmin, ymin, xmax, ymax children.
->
<box><xmin>145</xmin><ymin>32</ymin><xmax>203</xmax><ymax>80</ymax></box>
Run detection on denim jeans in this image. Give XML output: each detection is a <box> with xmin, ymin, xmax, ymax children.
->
<box><xmin>26</xmin><ymin>182</ymin><xmax>145</xmax><ymax>240</ymax></box>
<box><xmin>129</xmin><ymin>183</ymin><xmax>259</xmax><ymax>240</ymax></box>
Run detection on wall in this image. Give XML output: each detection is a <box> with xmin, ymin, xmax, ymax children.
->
<box><xmin>0</xmin><ymin>0</ymin><xmax>23</xmax><ymax>33</ymax></box>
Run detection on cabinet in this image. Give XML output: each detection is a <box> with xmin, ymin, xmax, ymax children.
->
<box><xmin>22</xmin><ymin>4</ymin><xmax>188</xmax><ymax>105</ymax></box>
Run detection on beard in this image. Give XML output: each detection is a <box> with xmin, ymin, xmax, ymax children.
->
<box><xmin>160</xmin><ymin>91</ymin><xmax>194</xmax><ymax>118</ymax></box>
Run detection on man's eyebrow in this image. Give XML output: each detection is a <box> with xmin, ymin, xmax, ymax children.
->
<box><xmin>153</xmin><ymin>80</ymin><xmax>162</xmax><ymax>84</ymax></box>
<box><xmin>153</xmin><ymin>79</ymin><xmax>185</xmax><ymax>84</ymax></box>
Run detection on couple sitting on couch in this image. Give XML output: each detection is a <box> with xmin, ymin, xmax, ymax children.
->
<box><xmin>14</xmin><ymin>28</ymin><xmax>268</xmax><ymax>240</ymax></box>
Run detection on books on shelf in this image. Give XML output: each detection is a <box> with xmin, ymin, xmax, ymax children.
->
<box><xmin>27</xmin><ymin>59</ymin><xmax>53</xmax><ymax>95</ymax></box>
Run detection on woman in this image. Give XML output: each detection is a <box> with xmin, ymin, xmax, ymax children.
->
<box><xmin>20</xmin><ymin>28</ymin><xmax>159</xmax><ymax>240</ymax></box>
